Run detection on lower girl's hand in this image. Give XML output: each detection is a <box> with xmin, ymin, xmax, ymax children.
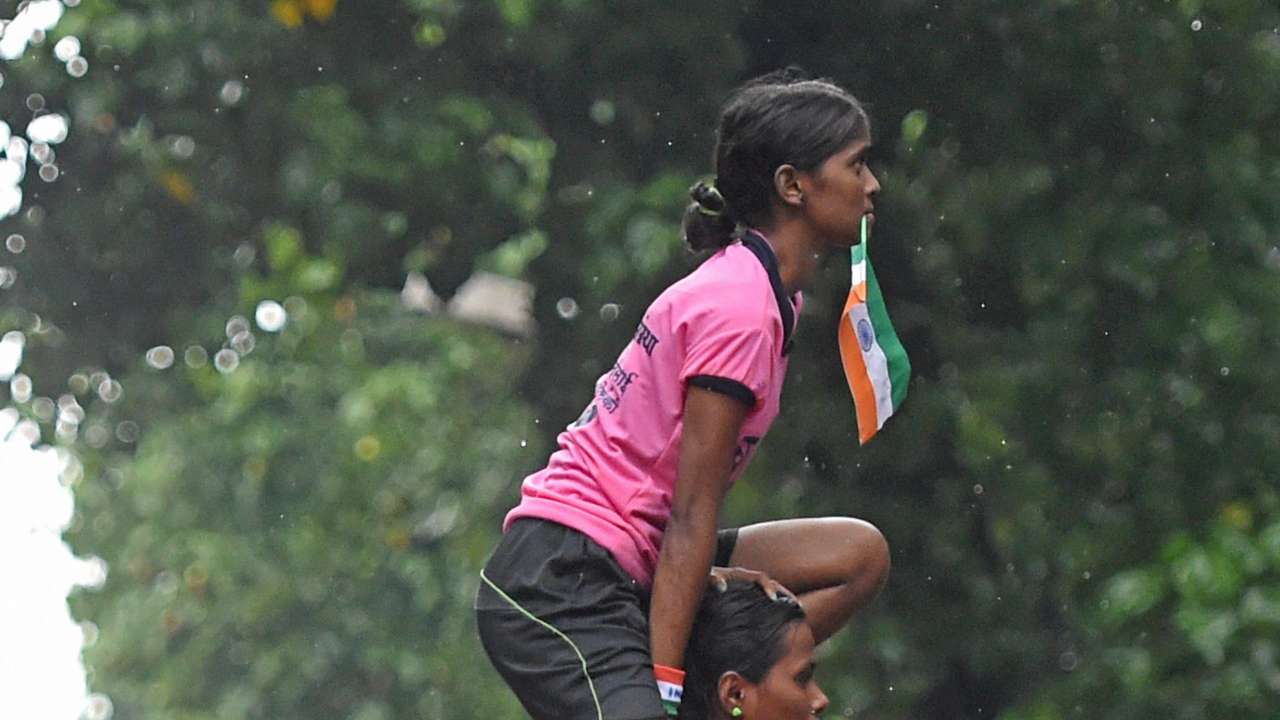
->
<box><xmin>708</xmin><ymin>566</ymin><xmax>796</xmax><ymax>601</ymax></box>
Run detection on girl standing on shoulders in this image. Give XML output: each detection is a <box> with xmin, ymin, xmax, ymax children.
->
<box><xmin>476</xmin><ymin>68</ymin><xmax>890</xmax><ymax>720</ymax></box>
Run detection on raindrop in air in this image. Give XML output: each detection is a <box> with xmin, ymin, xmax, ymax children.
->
<box><xmin>68</xmin><ymin>373</ymin><xmax>89</xmax><ymax>395</ymax></box>
<box><xmin>254</xmin><ymin>300</ymin><xmax>287</xmax><ymax>332</ymax></box>
<box><xmin>26</xmin><ymin>93</ymin><xmax>45</xmax><ymax>112</ymax></box>
<box><xmin>10</xmin><ymin>373</ymin><xmax>33</xmax><ymax>403</ymax></box>
<box><xmin>38</xmin><ymin>164</ymin><xmax>58</xmax><ymax>182</ymax></box>
<box><xmin>219</xmin><ymin>80</ymin><xmax>245</xmax><ymax>106</ymax></box>
<box><xmin>555</xmin><ymin>297</ymin><xmax>580</xmax><ymax>320</ymax></box>
<box><xmin>67</xmin><ymin>56</ymin><xmax>88</xmax><ymax>77</ymax></box>
<box><xmin>184</xmin><ymin>345</ymin><xmax>208</xmax><ymax>368</ymax></box>
<box><xmin>97</xmin><ymin>379</ymin><xmax>122</xmax><ymax>403</ymax></box>
<box><xmin>230</xmin><ymin>330</ymin><xmax>255</xmax><ymax>355</ymax></box>
<box><xmin>0</xmin><ymin>266</ymin><xmax>15</xmax><ymax>289</ymax></box>
<box><xmin>26</xmin><ymin>113</ymin><xmax>67</xmax><ymax>144</ymax></box>
<box><xmin>32</xmin><ymin>396</ymin><xmax>55</xmax><ymax>421</ymax></box>
<box><xmin>233</xmin><ymin>243</ymin><xmax>256</xmax><ymax>268</ymax></box>
<box><xmin>6</xmin><ymin>233</ymin><xmax>25</xmax><ymax>253</ymax></box>
<box><xmin>600</xmin><ymin>303</ymin><xmax>620</xmax><ymax>322</ymax></box>
<box><xmin>7</xmin><ymin>137</ymin><xmax>29</xmax><ymax>164</ymax></box>
<box><xmin>169</xmin><ymin>135</ymin><xmax>195</xmax><ymax>159</ymax></box>
<box><xmin>1058</xmin><ymin>651</ymin><xmax>1079</xmax><ymax>672</ymax></box>
<box><xmin>589</xmin><ymin>100</ymin><xmax>616</xmax><ymax>125</ymax></box>
<box><xmin>152</xmin><ymin>570</ymin><xmax>178</xmax><ymax>594</ymax></box>
<box><xmin>53</xmin><ymin>35</ymin><xmax>80</xmax><ymax>62</ymax></box>
<box><xmin>225</xmin><ymin>315</ymin><xmax>249</xmax><ymax>338</ymax></box>
<box><xmin>1191</xmin><ymin>19</ymin><xmax>1203</xmax><ymax>31</ymax></box>
<box><xmin>0</xmin><ymin>331</ymin><xmax>23</xmax><ymax>378</ymax></box>
<box><xmin>84</xmin><ymin>424</ymin><xmax>110</xmax><ymax>448</ymax></box>
<box><xmin>213</xmin><ymin>348</ymin><xmax>240</xmax><ymax>374</ymax></box>
<box><xmin>115</xmin><ymin>421</ymin><xmax>139</xmax><ymax>443</ymax></box>
<box><xmin>145</xmin><ymin>345</ymin><xmax>175</xmax><ymax>370</ymax></box>
<box><xmin>57</xmin><ymin>395</ymin><xmax>84</xmax><ymax>425</ymax></box>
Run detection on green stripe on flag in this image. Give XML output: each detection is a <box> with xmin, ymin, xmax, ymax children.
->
<box><xmin>863</xmin><ymin>244</ymin><xmax>911</xmax><ymax>410</ymax></box>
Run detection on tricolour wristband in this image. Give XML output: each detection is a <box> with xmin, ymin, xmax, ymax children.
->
<box><xmin>654</xmin><ymin>663</ymin><xmax>685</xmax><ymax>717</ymax></box>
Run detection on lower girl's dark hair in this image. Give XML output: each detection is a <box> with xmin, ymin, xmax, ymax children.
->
<box><xmin>677</xmin><ymin>581</ymin><xmax>807</xmax><ymax>720</ymax></box>
<box><xmin>682</xmin><ymin>66</ymin><xmax>871</xmax><ymax>252</ymax></box>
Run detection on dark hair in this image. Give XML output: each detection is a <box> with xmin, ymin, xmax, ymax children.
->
<box><xmin>677</xmin><ymin>581</ymin><xmax>808</xmax><ymax>720</ymax></box>
<box><xmin>682</xmin><ymin>66</ymin><xmax>871</xmax><ymax>251</ymax></box>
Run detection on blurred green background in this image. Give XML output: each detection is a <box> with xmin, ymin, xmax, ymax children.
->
<box><xmin>3</xmin><ymin>0</ymin><xmax>1280</xmax><ymax>717</ymax></box>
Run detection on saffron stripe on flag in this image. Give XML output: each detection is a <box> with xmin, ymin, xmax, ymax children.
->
<box><xmin>838</xmin><ymin>288</ymin><xmax>879</xmax><ymax>441</ymax></box>
<box><xmin>849</xmin><ymin>301</ymin><xmax>895</xmax><ymax>433</ymax></box>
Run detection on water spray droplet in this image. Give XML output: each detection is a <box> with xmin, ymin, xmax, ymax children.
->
<box><xmin>145</xmin><ymin>346</ymin><xmax>175</xmax><ymax>369</ymax></box>
<box><xmin>254</xmin><ymin>300</ymin><xmax>286</xmax><ymax>332</ymax></box>
<box><xmin>213</xmin><ymin>348</ymin><xmax>240</xmax><ymax>374</ymax></box>
<box><xmin>184</xmin><ymin>345</ymin><xmax>208</xmax><ymax>368</ymax></box>
<box><xmin>555</xmin><ymin>297</ymin><xmax>580</xmax><ymax>320</ymax></box>
<box><xmin>66</xmin><ymin>56</ymin><xmax>88</xmax><ymax>77</ymax></box>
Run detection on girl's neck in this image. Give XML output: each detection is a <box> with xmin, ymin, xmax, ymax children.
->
<box><xmin>753</xmin><ymin>220</ymin><xmax>822</xmax><ymax>296</ymax></box>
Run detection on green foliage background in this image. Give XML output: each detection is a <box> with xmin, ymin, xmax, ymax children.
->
<box><xmin>3</xmin><ymin>0</ymin><xmax>1280</xmax><ymax>717</ymax></box>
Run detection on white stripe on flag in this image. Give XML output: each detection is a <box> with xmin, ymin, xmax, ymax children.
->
<box><xmin>846</xmin><ymin>304</ymin><xmax>894</xmax><ymax>429</ymax></box>
<box><xmin>657</xmin><ymin>680</ymin><xmax>683</xmax><ymax>702</ymax></box>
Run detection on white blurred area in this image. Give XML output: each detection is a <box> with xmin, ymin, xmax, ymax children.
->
<box><xmin>2</xmin><ymin>2</ymin><xmax>107</xmax><ymax>716</ymax></box>
<box><xmin>0</xmin><ymin>409</ymin><xmax>106</xmax><ymax>719</ymax></box>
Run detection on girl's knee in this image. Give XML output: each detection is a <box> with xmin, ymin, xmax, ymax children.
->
<box><xmin>836</xmin><ymin>517</ymin><xmax>891</xmax><ymax>590</ymax></box>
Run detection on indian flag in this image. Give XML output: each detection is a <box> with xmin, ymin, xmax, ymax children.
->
<box><xmin>838</xmin><ymin>216</ymin><xmax>910</xmax><ymax>445</ymax></box>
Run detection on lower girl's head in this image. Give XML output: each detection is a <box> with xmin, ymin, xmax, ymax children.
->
<box><xmin>683</xmin><ymin>67</ymin><xmax>872</xmax><ymax>252</ymax></box>
<box><xmin>678</xmin><ymin>581</ymin><xmax>829</xmax><ymax>720</ymax></box>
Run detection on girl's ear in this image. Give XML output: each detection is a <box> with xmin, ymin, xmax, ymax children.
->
<box><xmin>717</xmin><ymin>671</ymin><xmax>751</xmax><ymax>718</ymax></box>
<box><xmin>773</xmin><ymin>164</ymin><xmax>805</xmax><ymax>208</ymax></box>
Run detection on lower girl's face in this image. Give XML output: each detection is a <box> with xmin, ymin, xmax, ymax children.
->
<box><xmin>802</xmin><ymin>135</ymin><xmax>880</xmax><ymax>248</ymax></box>
<box><xmin>746</xmin><ymin>623</ymin><xmax>829</xmax><ymax>718</ymax></box>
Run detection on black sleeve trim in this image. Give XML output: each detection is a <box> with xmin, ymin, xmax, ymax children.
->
<box><xmin>688</xmin><ymin>375</ymin><xmax>757</xmax><ymax>407</ymax></box>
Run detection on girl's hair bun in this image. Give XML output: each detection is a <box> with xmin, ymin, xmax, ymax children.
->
<box><xmin>689</xmin><ymin>181</ymin><xmax>727</xmax><ymax>216</ymax></box>
<box><xmin>682</xmin><ymin>180</ymin><xmax>736</xmax><ymax>252</ymax></box>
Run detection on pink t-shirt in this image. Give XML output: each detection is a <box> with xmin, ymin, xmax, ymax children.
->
<box><xmin>504</xmin><ymin>231</ymin><xmax>799</xmax><ymax>588</ymax></box>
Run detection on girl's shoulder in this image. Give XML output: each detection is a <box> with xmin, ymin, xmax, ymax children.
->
<box><xmin>656</xmin><ymin>245</ymin><xmax>781</xmax><ymax>334</ymax></box>
<box><xmin>673</xmin><ymin>243</ymin><xmax>769</xmax><ymax>297</ymax></box>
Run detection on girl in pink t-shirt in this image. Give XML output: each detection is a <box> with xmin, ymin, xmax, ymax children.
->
<box><xmin>477</xmin><ymin>67</ymin><xmax>891</xmax><ymax>720</ymax></box>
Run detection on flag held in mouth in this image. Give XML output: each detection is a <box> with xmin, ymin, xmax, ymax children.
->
<box><xmin>838</xmin><ymin>216</ymin><xmax>910</xmax><ymax>445</ymax></box>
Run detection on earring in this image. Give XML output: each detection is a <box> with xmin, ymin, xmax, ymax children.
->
<box><xmin>731</xmin><ymin>708</ymin><xmax>743</xmax><ymax>718</ymax></box>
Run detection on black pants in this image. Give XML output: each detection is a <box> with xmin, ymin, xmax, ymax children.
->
<box><xmin>475</xmin><ymin>519</ymin><xmax>738</xmax><ymax>720</ymax></box>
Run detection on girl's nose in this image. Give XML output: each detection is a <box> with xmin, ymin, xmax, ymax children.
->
<box><xmin>811</xmin><ymin>686</ymin><xmax>830</xmax><ymax>716</ymax></box>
